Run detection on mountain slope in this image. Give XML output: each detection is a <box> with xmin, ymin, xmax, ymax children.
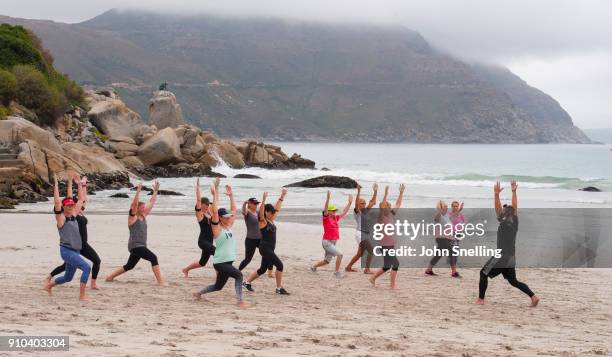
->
<box><xmin>0</xmin><ymin>10</ymin><xmax>590</xmax><ymax>143</ymax></box>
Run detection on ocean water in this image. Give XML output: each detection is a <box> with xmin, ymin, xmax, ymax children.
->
<box><xmin>14</xmin><ymin>143</ymin><xmax>612</xmax><ymax>214</ymax></box>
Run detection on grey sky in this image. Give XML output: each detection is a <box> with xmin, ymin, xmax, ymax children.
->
<box><xmin>1</xmin><ymin>0</ymin><xmax>610</xmax><ymax>128</ymax></box>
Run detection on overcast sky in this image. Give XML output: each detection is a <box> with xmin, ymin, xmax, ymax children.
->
<box><xmin>1</xmin><ymin>0</ymin><xmax>610</xmax><ymax>128</ymax></box>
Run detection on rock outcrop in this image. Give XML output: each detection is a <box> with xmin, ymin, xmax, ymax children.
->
<box><xmin>148</xmin><ymin>90</ymin><xmax>185</xmax><ymax>129</ymax></box>
<box><xmin>137</xmin><ymin>127</ymin><xmax>181</xmax><ymax>166</ymax></box>
<box><xmin>86</xmin><ymin>90</ymin><xmax>148</xmax><ymax>141</ymax></box>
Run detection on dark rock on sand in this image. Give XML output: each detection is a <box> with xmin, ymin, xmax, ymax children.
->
<box><xmin>110</xmin><ymin>193</ymin><xmax>129</xmax><ymax>198</ymax></box>
<box><xmin>285</xmin><ymin>175</ymin><xmax>358</xmax><ymax>189</ymax></box>
<box><xmin>233</xmin><ymin>174</ymin><xmax>261</xmax><ymax>179</ymax></box>
<box><xmin>321</xmin><ymin>167</ymin><xmax>330</xmax><ymax>171</ymax></box>
<box><xmin>579</xmin><ymin>186</ymin><xmax>602</xmax><ymax>192</ymax></box>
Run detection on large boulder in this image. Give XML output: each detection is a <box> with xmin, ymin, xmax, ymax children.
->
<box><xmin>148</xmin><ymin>91</ymin><xmax>185</xmax><ymax>129</ymax></box>
<box><xmin>137</xmin><ymin>127</ymin><xmax>182</xmax><ymax>166</ymax></box>
<box><xmin>203</xmin><ymin>142</ymin><xmax>245</xmax><ymax>168</ymax></box>
<box><xmin>61</xmin><ymin>142</ymin><xmax>125</xmax><ymax>173</ymax></box>
<box><xmin>87</xmin><ymin>98</ymin><xmax>145</xmax><ymax>140</ymax></box>
<box><xmin>17</xmin><ymin>140</ymin><xmax>49</xmax><ymax>181</ymax></box>
<box><xmin>285</xmin><ymin>175</ymin><xmax>358</xmax><ymax>189</ymax></box>
<box><xmin>0</xmin><ymin>117</ymin><xmax>62</xmax><ymax>153</ymax></box>
<box><xmin>120</xmin><ymin>156</ymin><xmax>145</xmax><ymax>169</ymax></box>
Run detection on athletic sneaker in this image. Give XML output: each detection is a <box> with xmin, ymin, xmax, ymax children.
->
<box><xmin>451</xmin><ymin>272</ymin><xmax>462</xmax><ymax>279</ymax></box>
<box><xmin>243</xmin><ymin>282</ymin><xmax>255</xmax><ymax>292</ymax></box>
<box><xmin>425</xmin><ymin>270</ymin><xmax>437</xmax><ymax>276</ymax></box>
<box><xmin>333</xmin><ymin>271</ymin><xmax>343</xmax><ymax>279</ymax></box>
<box><xmin>309</xmin><ymin>265</ymin><xmax>317</xmax><ymax>273</ymax></box>
<box><xmin>276</xmin><ymin>287</ymin><xmax>290</xmax><ymax>295</ymax></box>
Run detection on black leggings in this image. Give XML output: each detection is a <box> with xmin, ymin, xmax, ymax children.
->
<box><xmin>429</xmin><ymin>238</ymin><xmax>457</xmax><ymax>267</ymax></box>
<box><xmin>123</xmin><ymin>246</ymin><xmax>159</xmax><ymax>271</ymax></box>
<box><xmin>198</xmin><ymin>241</ymin><xmax>216</xmax><ymax>267</ymax></box>
<box><xmin>382</xmin><ymin>246</ymin><xmax>399</xmax><ymax>272</ymax></box>
<box><xmin>479</xmin><ymin>268</ymin><xmax>535</xmax><ymax>299</ymax></box>
<box><xmin>50</xmin><ymin>242</ymin><xmax>101</xmax><ymax>280</ymax></box>
<box><xmin>238</xmin><ymin>239</ymin><xmax>260</xmax><ymax>271</ymax></box>
<box><xmin>256</xmin><ymin>248</ymin><xmax>283</xmax><ymax>276</ymax></box>
<box><xmin>199</xmin><ymin>262</ymin><xmax>243</xmax><ymax>302</ymax></box>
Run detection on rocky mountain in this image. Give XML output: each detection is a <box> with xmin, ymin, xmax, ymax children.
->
<box><xmin>0</xmin><ymin>10</ymin><xmax>590</xmax><ymax>143</ymax></box>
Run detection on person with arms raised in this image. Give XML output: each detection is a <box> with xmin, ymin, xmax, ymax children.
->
<box><xmin>44</xmin><ymin>172</ymin><xmax>91</xmax><ymax>301</ymax></box>
<box><xmin>105</xmin><ymin>181</ymin><xmax>166</xmax><ymax>286</ymax></box>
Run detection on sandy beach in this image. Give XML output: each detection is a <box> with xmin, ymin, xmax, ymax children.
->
<box><xmin>0</xmin><ymin>212</ymin><xmax>611</xmax><ymax>356</ymax></box>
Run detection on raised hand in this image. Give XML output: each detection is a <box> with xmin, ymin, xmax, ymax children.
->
<box><xmin>153</xmin><ymin>180</ymin><xmax>160</xmax><ymax>191</ymax></box>
<box><xmin>214</xmin><ymin>177</ymin><xmax>220</xmax><ymax>188</ymax></box>
<box><xmin>494</xmin><ymin>181</ymin><xmax>503</xmax><ymax>195</ymax></box>
<box><xmin>373</xmin><ymin>183</ymin><xmax>378</xmax><ymax>191</ymax></box>
<box><xmin>81</xmin><ymin>176</ymin><xmax>88</xmax><ymax>185</ymax></box>
<box><xmin>224</xmin><ymin>185</ymin><xmax>233</xmax><ymax>196</ymax></box>
<box><xmin>348</xmin><ymin>194</ymin><xmax>353</xmax><ymax>203</ymax></box>
<box><xmin>511</xmin><ymin>180</ymin><xmax>518</xmax><ymax>192</ymax></box>
<box><xmin>399</xmin><ymin>183</ymin><xmax>406</xmax><ymax>194</ymax></box>
<box><xmin>262</xmin><ymin>191</ymin><xmax>268</xmax><ymax>201</ymax></box>
<box><xmin>326</xmin><ymin>191</ymin><xmax>331</xmax><ymax>200</ymax></box>
<box><xmin>136</xmin><ymin>182</ymin><xmax>143</xmax><ymax>192</ymax></box>
<box><xmin>280</xmin><ymin>189</ymin><xmax>287</xmax><ymax>197</ymax></box>
<box><xmin>384</xmin><ymin>186</ymin><xmax>389</xmax><ymax>195</ymax></box>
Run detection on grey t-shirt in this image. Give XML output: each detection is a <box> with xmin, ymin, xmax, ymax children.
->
<box><xmin>244</xmin><ymin>211</ymin><xmax>262</xmax><ymax>239</ymax></box>
<box><xmin>58</xmin><ymin>217</ymin><xmax>82</xmax><ymax>250</ymax></box>
<box><xmin>128</xmin><ymin>218</ymin><xmax>148</xmax><ymax>250</ymax></box>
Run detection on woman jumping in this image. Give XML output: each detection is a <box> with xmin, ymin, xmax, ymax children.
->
<box><xmin>345</xmin><ymin>183</ymin><xmax>377</xmax><ymax>273</ymax></box>
<box><xmin>243</xmin><ymin>190</ymin><xmax>289</xmax><ymax>295</ymax></box>
<box><xmin>369</xmin><ymin>184</ymin><xmax>405</xmax><ymax>289</ymax></box>
<box><xmin>182</xmin><ymin>177</ymin><xmax>219</xmax><ymax>278</ymax></box>
<box><xmin>105</xmin><ymin>181</ymin><xmax>166</xmax><ymax>286</ymax></box>
<box><xmin>44</xmin><ymin>173</ymin><xmax>91</xmax><ymax>301</ymax></box>
<box><xmin>193</xmin><ymin>184</ymin><xmax>249</xmax><ymax>308</ymax></box>
<box><xmin>47</xmin><ymin>175</ymin><xmax>101</xmax><ymax>289</ymax></box>
<box><xmin>475</xmin><ymin>181</ymin><xmax>539</xmax><ymax>307</ymax></box>
<box><xmin>310</xmin><ymin>191</ymin><xmax>353</xmax><ymax>278</ymax></box>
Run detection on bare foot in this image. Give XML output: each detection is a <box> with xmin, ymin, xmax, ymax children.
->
<box><xmin>475</xmin><ymin>298</ymin><xmax>485</xmax><ymax>305</ymax></box>
<box><xmin>238</xmin><ymin>301</ymin><xmax>250</xmax><ymax>309</ymax></box>
<box><xmin>363</xmin><ymin>269</ymin><xmax>373</xmax><ymax>274</ymax></box>
<box><xmin>157</xmin><ymin>280</ymin><xmax>168</xmax><ymax>287</ymax></box>
<box><xmin>531</xmin><ymin>296</ymin><xmax>540</xmax><ymax>307</ymax></box>
<box><xmin>192</xmin><ymin>292</ymin><xmax>202</xmax><ymax>301</ymax></box>
<box><xmin>79</xmin><ymin>295</ymin><xmax>88</xmax><ymax>301</ymax></box>
<box><xmin>105</xmin><ymin>276</ymin><xmax>114</xmax><ymax>282</ymax></box>
<box><xmin>368</xmin><ymin>275</ymin><xmax>376</xmax><ymax>287</ymax></box>
<box><xmin>345</xmin><ymin>267</ymin><xmax>358</xmax><ymax>272</ymax></box>
<box><xmin>90</xmin><ymin>281</ymin><xmax>99</xmax><ymax>290</ymax></box>
<box><xmin>43</xmin><ymin>282</ymin><xmax>53</xmax><ymax>296</ymax></box>
<box><xmin>182</xmin><ymin>268</ymin><xmax>189</xmax><ymax>279</ymax></box>
<box><xmin>390</xmin><ymin>284</ymin><xmax>398</xmax><ymax>290</ymax></box>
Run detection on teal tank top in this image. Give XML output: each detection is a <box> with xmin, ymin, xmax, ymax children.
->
<box><xmin>213</xmin><ymin>228</ymin><xmax>236</xmax><ymax>264</ymax></box>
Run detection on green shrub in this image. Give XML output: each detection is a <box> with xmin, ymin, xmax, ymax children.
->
<box><xmin>12</xmin><ymin>64</ymin><xmax>66</xmax><ymax>126</ymax></box>
<box><xmin>0</xmin><ymin>68</ymin><xmax>17</xmax><ymax>105</ymax></box>
<box><xmin>0</xmin><ymin>105</ymin><xmax>10</xmax><ymax>118</ymax></box>
<box><xmin>89</xmin><ymin>127</ymin><xmax>108</xmax><ymax>142</ymax></box>
<box><xmin>0</xmin><ymin>24</ymin><xmax>85</xmax><ymax>124</ymax></box>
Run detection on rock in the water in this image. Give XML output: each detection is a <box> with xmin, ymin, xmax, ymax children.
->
<box><xmin>148</xmin><ymin>189</ymin><xmax>184</xmax><ymax>196</ymax></box>
<box><xmin>321</xmin><ymin>167</ymin><xmax>331</xmax><ymax>171</ymax></box>
<box><xmin>579</xmin><ymin>186</ymin><xmax>602</xmax><ymax>192</ymax></box>
<box><xmin>110</xmin><ymin>193</ymin><xmax>129</xmax><ymax>198</ymax></box>
<box><xmin>148</xmin><ymin>90</ymin><xmax>186</xmax><ymax>129</ymax></box>
<box><xmin>137</xmin><ymin>127</ymin><xmax>181</xmax><ymax>166</ymax></box>
<box><xmin>285</xmin><ymin>175</ymin><xmax>358</xmax><ymax>188</ymax></box>
<box><xmin>233</xmin><ymin>174</ymin><xmax>261</xmax><ymax>179</ymax></box>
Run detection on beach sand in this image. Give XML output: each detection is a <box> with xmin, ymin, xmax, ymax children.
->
<box><xmin>0</xmin><ymin>213</ymin><xmax>610</xmax><ymax>356</ymax></box>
